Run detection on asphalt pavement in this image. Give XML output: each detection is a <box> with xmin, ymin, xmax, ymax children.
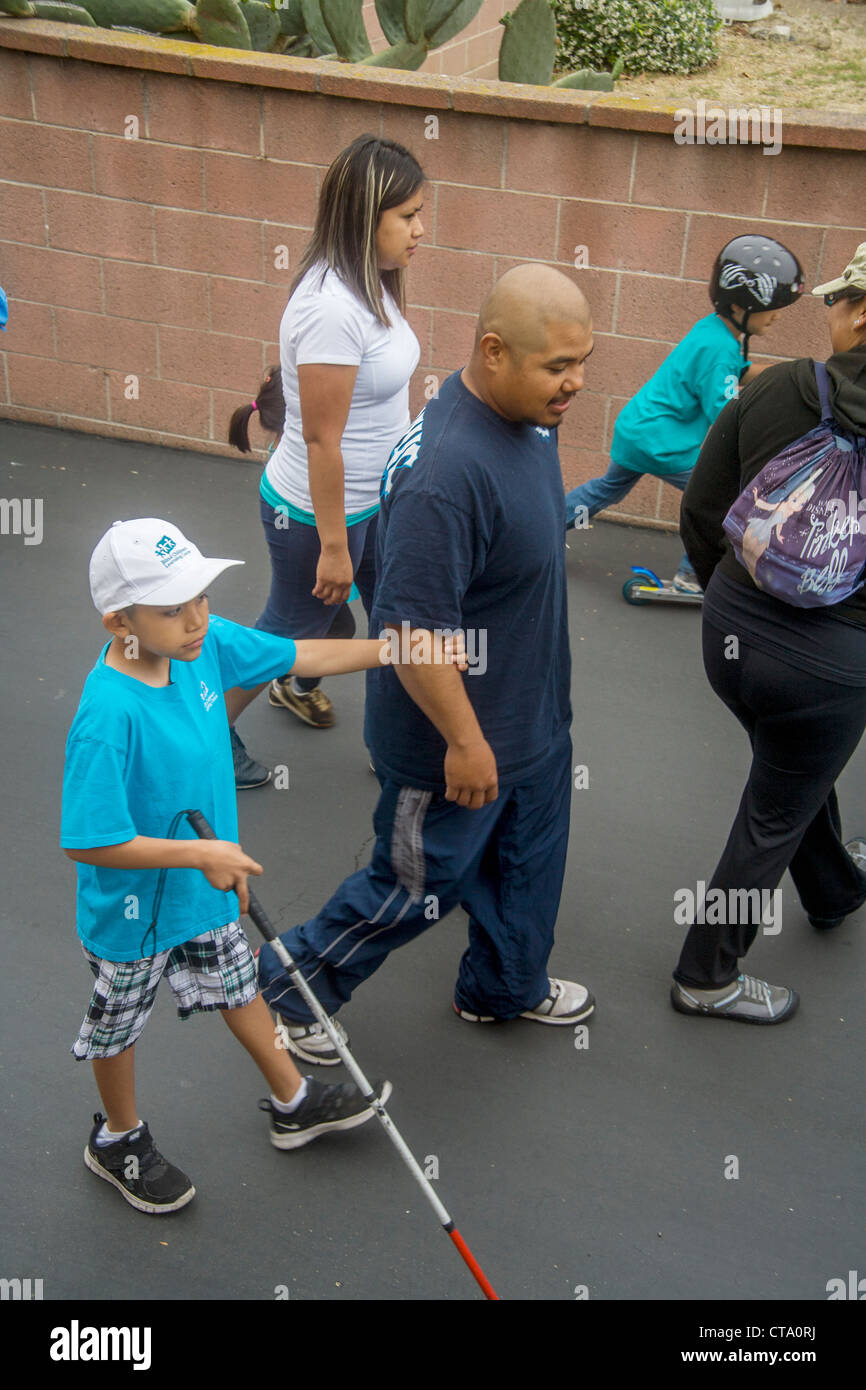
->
<box><xmin>1</xmin><ymin>420</ymin><xmax>863</xmax><ymax>1309</ymax></box>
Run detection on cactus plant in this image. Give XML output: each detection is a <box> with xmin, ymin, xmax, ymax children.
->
<box><xmin>372</xmin><ymin>0</ymin><xmax>481</xmax><ymax>52</ymax></box>
<box><xmin>77</xmin><ymin>0</ymin><xmax>195</xmax><ymax>27</ymax></box>
<box><xmin>4</xmin><ymin>0</ymin><xmax>621</xmax><ymax>87</ymax></box>
<box><xmin>192</xmin><ymin>0</ymin><xmax>251</xmax><ymax>46</ymax></box>
<box><xmin>356</xmin><ymin>0</ymin><xmax>482</xmax><ymax>67</ymax></box>
<box><xmin>320</xmin><ymin>0</ymin><xmax>370</xmax><ymax>61</ymax></box>
<box><xmin>402</xmin><ymin>0</ymin><xmax>425</xmax><ymax>43</ymax></box>
<box><xmin>552</xmin><ymin>56</ymin><xmax>623</xmax><ymax>89</ymax></box>
<box><xmin>373</xmin><ymin>0</ymin><xmax>404</xmax><ymax>45</ymax></box>
<box><xmin>423</xmin><ymin>0</ymin><xmax>480</xmax><ymax>47</ymax></box>
<box><xmin>277</xmin><ymin>0</ymin><xmax>304</xmax><ymax>36</ymax></box>
<box><xmin>240</xmin><ymin>0</ymin><xmax>281</xmax><ymax>50</ymax></box>
<box><xmin>283</xmin><ymin>33</ymin><xmax>315</xmax><ymax>54</ymax></box>
<box><xmin>498</xmin><ymin>0</ymin><xmax>621</xmax><ymax>89</ymax></box>
<box><xmin>31</xmin><ymin>0</ymin><xmax>96</xmax><ymax>19</ymax></box>
<box><xmin>298</xmin><ymin>0</ymin><xmax>333</xmax><ymax>53</ymax></box>
<box><xmin>363</xmin><ymin>37</ymin><xmax>426</xmax><ymax>68</ymax></box>
<box><xmin>499</xmin><ymin>0</ymin><xmax>555</xmax><ymax>86</ymax></box>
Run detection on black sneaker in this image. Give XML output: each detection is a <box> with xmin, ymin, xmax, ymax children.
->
<box><xmin>260</xmin><ymin>1078</ymin><xmax>392</xmax><ymax>1151</ymax></box>
<box><xmin>84</xmin><ymin>1114</ymin><xmax>196</xmax><ymax>1214</ymax></box>
<box><xmin>231</xmin><ymin>726</ymin><xmax>272</xmax><ymax>789</ymax></box>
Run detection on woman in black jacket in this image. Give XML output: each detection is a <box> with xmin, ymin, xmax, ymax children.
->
<box><xmin>671</xmin><ymin>244</ymin><xmax>866</xmax><ymax>1024</ymax></box>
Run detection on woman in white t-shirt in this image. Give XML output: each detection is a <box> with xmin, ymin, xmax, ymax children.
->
<box><xmin>229</xmin><ymin>136</ymin><xmax>424</xmax><ymax>781</ymax></box>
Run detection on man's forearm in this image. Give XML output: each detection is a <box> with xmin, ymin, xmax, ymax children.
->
<box><xmin>390</xmin><ymin>650</ymin><xmax>483</xmax><ymax>749</ymax></box>
<box><xmin>387</xmin><ymin>627</ymin><xmax>498</xmax><ymax>807</ymax></box>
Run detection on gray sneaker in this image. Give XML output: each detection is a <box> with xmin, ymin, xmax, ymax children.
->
<box><xmin>454</xmin><ymin>977</ymin><xmax>595</xmax><ymax>1025</ymax></box>
<box><xmin>520</xmin><ymin>977</ymin><xmax>595</xmax><ymax>1024</ymax></box>
<box><xmin>671</xmin><ymin>973</ymin><xmax>799</xmax><ymax>1024</ymax></box>
<box><xmin>808</xmin><ymin>836</ymin><xmax>866</xmax><ymax>928</ymax></box>
<box><xmin>273</xmin><ymin>1014</ymin><xmax>349</xmax><ymax>1066</ymax></box>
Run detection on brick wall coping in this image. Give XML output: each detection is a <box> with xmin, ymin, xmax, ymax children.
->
<box><xmin>2</xmin><ymin>17</ymin><xmax>865</xmax><ymax>150</ymax></box>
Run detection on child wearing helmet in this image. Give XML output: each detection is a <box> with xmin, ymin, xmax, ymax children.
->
<box><xmin>565</xmin><ymin>236</ymin><xmax>804</xmax><ymax>593</ymax></box>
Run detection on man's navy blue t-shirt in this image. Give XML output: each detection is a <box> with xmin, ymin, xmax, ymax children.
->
<box><xmin>365</xmin><ymin>370</ymin><xmax>572</xmax><ymax>791</ymax></box>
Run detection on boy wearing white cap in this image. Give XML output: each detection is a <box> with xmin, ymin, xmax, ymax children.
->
<box><xmin>61</xmin><ymin>517</ymin><xmax>417</xmax><ymax>1214</ymax></box>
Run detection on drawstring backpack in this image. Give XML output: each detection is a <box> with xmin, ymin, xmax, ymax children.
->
<box><xmin>723</xmin><ymin>361</ymin><xmax>866</xmax><ymax>607</ymax></box>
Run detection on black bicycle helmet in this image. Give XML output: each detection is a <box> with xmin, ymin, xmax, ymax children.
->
<box><xmin>710</xmin><ymin>235</ymin><xmax>804</xmax><ymax>360</ymax></box>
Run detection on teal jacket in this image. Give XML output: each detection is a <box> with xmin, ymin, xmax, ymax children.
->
<box><xmin>612</xmin><ymin>312</ymin><xmax>748</xmax><ymax>477</ymax></box>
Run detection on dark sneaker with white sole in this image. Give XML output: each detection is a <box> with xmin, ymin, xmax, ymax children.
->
<box><xmin>260</xmin><ymin>1078</ymin><xmax>391</xmax><ymax>1150</ymax></box>
<box><xmin>269</xmin><ymin>677</ymin><xmax>335</xmax><ymax>728</ymax></box>
<box><xmin>273</xmin><ymin>1014</ymin><xmax>350</xmax><ymax>1066</ymax></box>
<box><xmin>231</xmin><ymin>726</ymin><xmax>272</xmax><ymax>790</ymax></box>
<box><xmin>671</xmin><ymin>973</ymin><xmax>799</xmax><ymax>1024</ymax></box>
<box><xmin>808</xmin><ymin>837</ymin><xmax>866</xmax><ymax>929</ymax></box>
<box><xmin>84</xmin><ymin>1113</ymin><xmax>195</xmax><ymax>1214</ymax></box>
<box><xmin>455</xmin><ymin>976</ymin><xmax>595</xmax><ymax>1025</ymax></box>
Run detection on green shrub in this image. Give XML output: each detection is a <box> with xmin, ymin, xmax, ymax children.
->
<box><xmin>551</xmin><ymin>0</ymin><xmax>722</xmax><ymax>76</ymax></box>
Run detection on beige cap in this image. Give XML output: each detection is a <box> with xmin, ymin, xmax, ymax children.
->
<box><xmin>812</xmin><ymin>242</ymin><xmax>866</xmax><ymax>297</ymax></box>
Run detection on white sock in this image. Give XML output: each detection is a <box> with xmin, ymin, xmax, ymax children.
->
<box><xmin>271</xmin><ymin>1078</ymin><xmax>308</xmax><ymax>1114</ymax></box>
<box><xmin>95</xmin><ymin>1120</ymin><xmax>141</xmax><ymax>1147</ymax></box>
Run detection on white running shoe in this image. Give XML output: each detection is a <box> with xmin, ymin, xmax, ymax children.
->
<box><xmin>273</xmin><ymin>1014</ymin><xmax>349</xmax><ymax>1066</ymax></box>
<box><xmin>454</xmin><ymin>977</ymin><xmax>595</xmax><ymax>1025</ymax></box>
<box><xmin>520</xmin><ymin>977</ymin><xmax>595</xmax><ymax>1024</ymax></box>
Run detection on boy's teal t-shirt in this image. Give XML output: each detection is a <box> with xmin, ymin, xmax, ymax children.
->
<box><xmin>61</xmin><ymin>616</ymin><xmax>296</xmax><ymax>963</ymax></box>
<box><xmin>612</xmin><ymin>313</ymin><xmax>749</xmax><ymax>477</ymax></box>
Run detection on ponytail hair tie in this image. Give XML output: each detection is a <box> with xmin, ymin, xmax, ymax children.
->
<box><xmin>251</xmin><ymin>401</ymin><xmax>258</xmax><ymax>411</ymax></box>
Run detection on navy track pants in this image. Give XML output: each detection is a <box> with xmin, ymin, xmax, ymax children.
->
<box><xmin>257</xmin><ymin>727</ymin><xmax>573</xmax><ymax>1021</ymax></box>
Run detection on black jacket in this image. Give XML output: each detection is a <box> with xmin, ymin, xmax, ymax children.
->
<box><xmin>681</xmin><ymin>346</ymin><xmax>866</xmax><ymax>625</ymax></box>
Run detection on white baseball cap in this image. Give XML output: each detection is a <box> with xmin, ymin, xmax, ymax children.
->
<box><xmin>89</xmin><ymin>519</ymin><xmax>244</xmax><ymax>615</ymax></box>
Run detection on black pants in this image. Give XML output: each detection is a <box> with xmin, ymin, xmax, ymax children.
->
<box><xmin>674</xmin><ymin>618</ymin><xmax>866</xmax><ymax>987</ymax></box>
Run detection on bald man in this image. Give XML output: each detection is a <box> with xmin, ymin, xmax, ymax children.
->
<box><xmin>257</xmin><ymin>265</ymin><xmax>596</xmax><ymax>1060</ymax></box>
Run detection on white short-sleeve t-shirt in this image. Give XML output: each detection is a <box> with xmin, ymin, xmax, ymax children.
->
<box><xmin>264</xmin><ymin>264</ymin><xmax>421</xmax><ymax>516</ymax></box>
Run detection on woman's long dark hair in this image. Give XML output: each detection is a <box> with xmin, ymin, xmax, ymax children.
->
<box><xmin>289</xmin><ymin>135</ymin><xmax>424</xmax><ymax>327</ymax></box>
<box><xmin>228</xmin><ymin>365</ymin><xmax>284</xmax><ymax>453</ymax></box>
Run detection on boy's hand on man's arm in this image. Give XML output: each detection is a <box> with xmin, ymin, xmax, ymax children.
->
<box><xmin>291</xmin><ymin>630</ymin><xmax>468</xmax><ymax>678</ymax></box>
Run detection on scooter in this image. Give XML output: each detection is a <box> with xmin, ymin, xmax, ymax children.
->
<box><xmin>622</xmin><ymin>565</ymin><xmax>703</xmax><ymax>606</ymax></box>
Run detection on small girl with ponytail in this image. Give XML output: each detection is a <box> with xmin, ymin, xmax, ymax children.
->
<box><xmin>228</xmin><ymin>366</ymin><xmax>285</xmax><ymax>455</ymax></box>
<box><xmin>225</xmin><ymin>365</ymin><xmax>286</xmax><ymax>790</ymax></box>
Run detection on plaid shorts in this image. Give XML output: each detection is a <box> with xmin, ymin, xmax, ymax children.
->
<box><xmin>72</xmin><ymin>921</ymin><xmax>258</xmax><ymax>1061</ymax></box>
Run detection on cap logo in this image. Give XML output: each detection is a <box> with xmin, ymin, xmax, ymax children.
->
<box><xmin>154</xmin><ymin>538</ymin><xmax>191</xmax><ymax>570</ymax></box>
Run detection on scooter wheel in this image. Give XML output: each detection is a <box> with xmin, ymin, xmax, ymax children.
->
<box><xmin>623</xmin><ymin>577</ymin><xmax>656</xmax><ymax>605</ymax></box>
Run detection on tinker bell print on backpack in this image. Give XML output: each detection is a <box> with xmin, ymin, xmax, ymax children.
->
<box><xmin>723</xmin><ymin>362</ymin><xmax>866</xmax><ymax>607</ymax></box>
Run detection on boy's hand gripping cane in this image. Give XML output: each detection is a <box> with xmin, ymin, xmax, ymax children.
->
<box><xmin>186</xmin><ymin>809</ymin><xmax>500</xmax><ymax>1302</ymax></box>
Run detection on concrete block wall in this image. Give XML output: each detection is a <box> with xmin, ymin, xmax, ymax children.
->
<box><xmin>1</xmin><ymin>21</ymin><xmax>865</xmax><ymax>528</ymax></box>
